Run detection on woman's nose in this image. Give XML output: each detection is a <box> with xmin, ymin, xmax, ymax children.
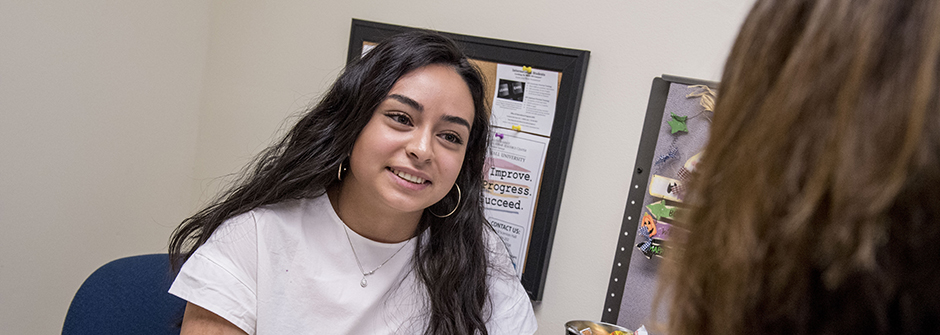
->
<box><xmin>406</xmin><ymin>131</ymin><xmax>434</xmax><ymax>163</ymax></box>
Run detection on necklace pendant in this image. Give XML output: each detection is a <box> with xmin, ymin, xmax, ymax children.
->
<box><xmin>360</xmin><ymin>277</ymin><xmax>368</xmax><ymax>288</ymax></box>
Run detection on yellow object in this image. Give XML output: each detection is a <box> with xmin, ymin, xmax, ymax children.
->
<box><xmin>686</xmin><ymin>84</ymin><xmax>717</xmax><ymax>112</ymax></box>
<box><xmin>511</xmin><ymin>125</ymin><xmax>522</xmax><ymax>131</ymax></box>
<box><xmin>522</xmin><ymin>66</ymin><xmax>532</xmax><ymax>73</ymax></box>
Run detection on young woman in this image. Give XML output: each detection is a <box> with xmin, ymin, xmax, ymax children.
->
<box><xmin>662</xmin><ymin>0</ymin><xmax>940</xmax><ymax>334</ymax></box>
<box><xmin>168</xmin><ymin>31</ymin><xmax>537</xmax><ymax>334</ymax></box>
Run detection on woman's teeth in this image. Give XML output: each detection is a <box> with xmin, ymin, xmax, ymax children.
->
<box><xmin>391</xmin><ymin>168</ymin><xmax>426</xmax><ymax>184</ymax></box>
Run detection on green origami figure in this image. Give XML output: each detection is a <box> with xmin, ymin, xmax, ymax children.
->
<box><xmin>668</xmin><ymin>112</ymin><xmax>688</xmax><ymax>134</ymax></box>
<box><xmin>646</xmin><ymin>200</ymin><xmax>677</xmax><ymax>220</ymax></box>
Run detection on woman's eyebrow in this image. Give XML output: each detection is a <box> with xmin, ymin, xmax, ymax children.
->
<box><xmin>387</xmin><ymin>93</ymin><xmax>471</xmax><ymax>131</ymax></box>
<box><xmin>387</xmin><ymin>94</ymin><xmax>423</xmax><ymax>112</ymax></box>
<box><xmin>442</xmin><ymin>115</ymin><xmax>471</xmax><ymax>131</ymax></box>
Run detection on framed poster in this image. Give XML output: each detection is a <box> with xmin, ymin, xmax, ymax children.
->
<box><xmin>348</xmin><ymin>19</ymin><xmax>589</xmax><ymax>300</ymax></box>
<box><xmin>602</xmin><ymin>75</ymin><xmax>718</xmax><ymax>330</ymax></box>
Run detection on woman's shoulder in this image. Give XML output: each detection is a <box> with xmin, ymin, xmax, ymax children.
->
<box><xmin>255</xmin><ymin>196</ymin><xmax>315</xmax><ymax>214</ymax></box>
<box><xmin>480</xmin><ymin>224</ymin><xmax>538</xmax><ymax>333</ymax></box>
<box><xmin>251</xmin><ymin>194</ymin><xmax>328</xmax><ymax>222</ymax></box>
<box><xmin>481</xmin><ymin>225</ymin><xmax>518</xmax><ymax>277</ymax></box>
<box><xmin>213</xmin><ymin>196</ymin><xmax>324</xmax><ymax>236</ymax></box>
<box><xmin>481</xmin><ymin>225</ymin><xmax>508</xmax><ymax>254</ymax></box>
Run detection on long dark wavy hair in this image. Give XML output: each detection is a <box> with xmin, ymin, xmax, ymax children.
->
<box><xmin>661</xmin><ymin>0</ymin><xmax>940</xmax><ymax>334</ymax></box>
<box><xmin>169</xmin><ymin>31</ymin><xmax>494</xmax><ymax>335</ymax></box>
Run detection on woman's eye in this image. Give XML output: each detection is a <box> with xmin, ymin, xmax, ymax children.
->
<box><xmin>440</xmin><ymin>133</ymin><xmax>463</xmax><ymax>145</ymax></box>
<box><xmin>386</xmin><ymin>113</ymin><xmax>412</xmax><ymax>126</ymax></box>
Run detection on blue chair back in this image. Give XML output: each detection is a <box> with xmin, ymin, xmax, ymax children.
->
<box><xmin>62</xmin><ymin>254</ymin><xmax>186</xmax><ymax>335</ymax></box>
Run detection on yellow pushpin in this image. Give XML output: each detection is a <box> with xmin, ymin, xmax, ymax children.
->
<box><xmin>511</xmin><ymin>125</ymin><xmax>522</xmax><ymax>131</ymax></box>
<box><xmin>522</xmin><ymin>66</ymin><xmax>532</xmax><ymax>74</ymax></box>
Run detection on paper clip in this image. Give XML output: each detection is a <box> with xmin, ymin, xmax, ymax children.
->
<box><xmin>511</xmin><ymin>125</ymin><xmax>522</xmax><ymax>131</ymax></box>
<box><xmin>522</xmin><ymin>66</ymin><xmax>532</xmax><ymax>74</ymax></box>
<box><xmin>495</xmin><ymin>133</ymin><xmax>504</xmax><ymax>140</ymax></box>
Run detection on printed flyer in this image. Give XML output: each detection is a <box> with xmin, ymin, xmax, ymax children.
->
<box><xmin>484</xmin><ymin>129</ymin><xmax>549</xmax><ymax>277</ymax></box>
<box><xmin>490</xmin><ymin>64</ymin><xmax>560</xmax><ymax>137</ymax></box>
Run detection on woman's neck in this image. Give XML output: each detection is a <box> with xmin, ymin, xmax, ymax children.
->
<box><xmin>326</xmin><ymin>185</ymin><xmax>420</xmax><ymax>243</ymax></box>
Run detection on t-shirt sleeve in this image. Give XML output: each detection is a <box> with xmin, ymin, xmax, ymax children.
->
<box><xmin>484</xmin><ymin>227</ymin><xmax>538</xmax><ymax>335</ymax></box>
<box><xmin>169</xmin><ymin>211</ymin><xmax>260</xmax><ymax>335</ymax></box>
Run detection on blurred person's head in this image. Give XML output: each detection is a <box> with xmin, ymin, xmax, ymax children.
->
<box><xmin>663</xmin><ymin>1</ymin><xmax>940</xmax><ymax>334</ymax></box>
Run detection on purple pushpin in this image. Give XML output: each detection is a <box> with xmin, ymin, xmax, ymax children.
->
<box><xmin>495</xmin><ymin>133</ymin><xmax>504</xmax><ymax>140</ymax></box>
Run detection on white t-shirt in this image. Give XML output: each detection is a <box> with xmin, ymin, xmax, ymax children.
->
<box><xmin>169</xmin><ymin>194</ymin><xmax>537</xmax><ymax>334</ymax></box>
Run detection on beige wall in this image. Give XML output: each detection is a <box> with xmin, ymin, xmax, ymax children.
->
<box><xmin>1</xmin><ymin>0</ymin><xmax>753</xmax><ymax>333</ymax></box>
<box><xmin>0</xmin><ymin>1</ymin><xmax>210</xmax><ymax>333</ymax></box>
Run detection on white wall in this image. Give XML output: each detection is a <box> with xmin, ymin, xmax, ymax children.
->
<box><xmin>0</xmin><ymin>1</ymin><xmax>210</xmax><ymax>334</ymax></box>
<box><xmin>0</xmin><ymin>0</ymin><xmax>753</xmax><ymax>333</ymax></box>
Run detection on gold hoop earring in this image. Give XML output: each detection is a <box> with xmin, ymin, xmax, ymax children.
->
<box><xmin>337</xmin><ymin>162</ymin><xmax>347</xmax><ymax>181</ymax></box>
<box><xmin>430</xmin><ymin>184</ymin><xmax>461</xmax><ymax>218</ymax></box>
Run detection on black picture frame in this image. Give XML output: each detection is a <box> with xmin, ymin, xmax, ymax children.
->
<box><xmin>348</xmin><ymin>19</ymin><xmax>590</xmax><ymax>301</ymax></box>
<box><xmin>602</xmin><ymin>75</ymin><xmax>718</xmax><ymax>327</ymax></box>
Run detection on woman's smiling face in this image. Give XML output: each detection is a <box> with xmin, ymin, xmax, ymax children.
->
<box><xmin>344</xmin><ymin>64</ymin><xmax>475</xmax><ymax>216</ymax></box>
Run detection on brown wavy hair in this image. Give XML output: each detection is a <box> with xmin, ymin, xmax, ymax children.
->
<box><xmin>661</xmin><ymin>0</ymin><xmax>940</xmax><ymax>334</ymax></box>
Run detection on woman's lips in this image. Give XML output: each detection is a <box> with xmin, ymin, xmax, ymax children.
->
<box><xmin>387</xmin><ymin>167</ymin><xmax>431</xmax><ymax>190</ymax></box>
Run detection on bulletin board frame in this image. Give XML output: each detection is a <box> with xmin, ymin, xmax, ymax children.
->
<box><xmin>348</xmin><ymin>19</ymin><xmax>590</xmax><ymax>301</ymax></box>
<box><xmin>602</xmin><ymin>75</ymin><xmax>718</xmax><ymax>328</ymax></box>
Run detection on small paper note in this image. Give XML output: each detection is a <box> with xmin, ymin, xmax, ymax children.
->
<box><xmin>646</xmin><ymin>200</ymin><xmax>676</xmax><ymax>220</ymax></box>
<box><xmin>649</xmin><ymin>174</ymin><xmax>684</xmax><ymax>202</ymax></box>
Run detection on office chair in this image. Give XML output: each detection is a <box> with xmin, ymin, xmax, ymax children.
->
<box><xmin>62</xmin><ymin>254</ymin><xmax>186</xmax><ymax>335</ymax></box>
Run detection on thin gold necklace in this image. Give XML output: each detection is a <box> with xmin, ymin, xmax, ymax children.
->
<box><xmin>341</xmin><ymin>224</ymin><xmax>410</xmax><ymax>288</ymax></box>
